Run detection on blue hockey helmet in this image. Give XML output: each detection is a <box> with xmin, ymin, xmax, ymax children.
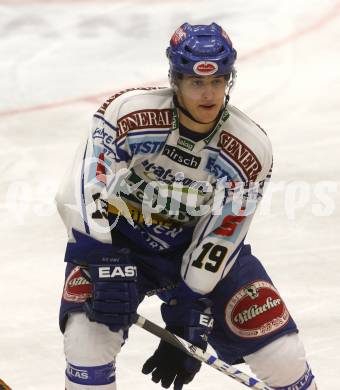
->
<box><xmin>166</xmin><ymin>22</ymin><xmax>237</xmax><ymax>79</ymax></box>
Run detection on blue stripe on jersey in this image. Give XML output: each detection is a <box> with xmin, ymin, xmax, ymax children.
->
<box><xmin>116</xmin><ymin>129</ymin><xmax>169</xmax><ymax>149</ymax></box>
<box><xmin>127</xmin><ymin>134</ymin><xmax>167</xmax><ymax>148</ymax></box>
<box><xmin>94</xmin><ymin>114</ymin><xmax>118</xmax><ymax>132</ymax></box>
<box><xmin>218</xmin><ymin>151</ymin><xmax>248</xmax><ymax>182</ymax></box>
<box><xmin>81</xmin><ymin>140</ymin><xmax>90</xmax><ymax>234</ymax></box>
<box><xmin>128</xmin><ymin>134</ymin><xmax>168</xmax><ymax>142</ymax></box>
<box><xmin>128</xmin><ymin>129</ymin><xmax>171</xmax><ymax>138</ymax></box>
<box><xmin>204</xmin><ymin>146</ymin><xmax>220</xmax><ymax>153</ymax></box>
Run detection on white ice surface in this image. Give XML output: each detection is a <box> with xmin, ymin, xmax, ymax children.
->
<box><xmin>0</xmin><ymin>0</ymin><xmax>339</xmax><ymax>388</ymax></box>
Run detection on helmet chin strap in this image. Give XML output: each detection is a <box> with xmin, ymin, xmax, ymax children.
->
<box><xmin>173</xmin><ymin>95</ymin><xmax>211</xmax><ymax>125</ymax></box>
<box><xmin>173</xmin><ymin>94</ymin><xmax>229</xmax><ymax>126</ymax></box>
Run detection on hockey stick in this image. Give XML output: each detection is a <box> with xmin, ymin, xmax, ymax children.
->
<box><xmin>135</xmin><ymin>315</ymin><xmax>274</xmax><ymax>390</ymax></box>
<box><xmin>0</xmin><ymin>378</ymin><xmax>12</xmax><ymax>390</ymax></box>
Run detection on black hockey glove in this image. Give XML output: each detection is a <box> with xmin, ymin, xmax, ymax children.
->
<box><xmin>82</xmin><ymin>254</ymin><xmax>139</xmax><ymax>332</ymax></box>
<box><xmin>142</xmin><ymin>300</ymin><xmax>213</xmax><ymax>390</ymax></box>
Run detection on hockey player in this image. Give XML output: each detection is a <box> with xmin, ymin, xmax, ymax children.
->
<box><xmin>56</xmin><ymin>23</ymin><xmax>317</xmax><ymax>390</ymax></box>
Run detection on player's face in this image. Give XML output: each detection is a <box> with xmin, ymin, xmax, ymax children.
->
<box><xmin>176</xmin><ymin>75</ymin><xmax>227</xmax><ymax>126</ymax></box>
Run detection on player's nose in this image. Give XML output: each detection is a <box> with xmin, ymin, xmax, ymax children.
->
<box><xmin>201</xmin><ymin>84</ymin><xmax>215</xmax><ymax>100</ymax></box>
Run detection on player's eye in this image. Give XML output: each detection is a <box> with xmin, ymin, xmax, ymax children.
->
<box><xmin>212</xmin><ymin>78</ymin><xmax>224</xmax><ymax>86</ymax></box>
<box><xmin>191</xmin><ymin>79</ymin><xmax>203</xmax><ymax>87</ymax></box>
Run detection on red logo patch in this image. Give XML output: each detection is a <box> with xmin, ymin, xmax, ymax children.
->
<box><xmin>171</xmin><ymin>26</ymin><xmax>187</xmax><ymax>46</ymax></box>
<box><xmin>63</xmin><ymin>266</ymin><xmax>92</xmax><ymax>303</ymax></box>
<box><xmin>117</xmin><ymin>109</ymin><xmax>173</xmax><ymax>139</ymax></box>
<box><xmin>96</xmin><ymin>152</ymin><xmax>106</xmax><ymax>184</ymax></box>
<box><xmin>218</xmin><ymin>131</ymin><xmax>262</xmax><ymax>181</ymax></box>
<box><xmin>225</xmin><ymin>280</ymin><xmax>290</xmax><ymax>338</ymax></box>
<box><xmin>213</xmin><ymin>210</ymin><xmax>246</xmax><ymax>237</ymax></box>
<box><xmin>193</xmin><ymin>61</ymin><xmax>218</xmax><ymax>76</ymax></box>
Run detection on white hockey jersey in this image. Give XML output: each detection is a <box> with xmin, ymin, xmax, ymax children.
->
<box><xmin>56</xmin><ymin>87</ymin><xmax>272</xmax><ymax>295</ymax></box>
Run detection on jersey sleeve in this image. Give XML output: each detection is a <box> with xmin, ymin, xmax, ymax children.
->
<box><xmin>55</xmin><ymin>100</ymin><xmax>132</xmax><ymax>264</ymax></box>
<box><xmin>180</xmin><ymin>141</ymin><xmax>273</xmax><ymax>295</ymax></box>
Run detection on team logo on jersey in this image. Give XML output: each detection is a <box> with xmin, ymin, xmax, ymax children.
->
<box><xmin>117</xmin><ymin>109</ymin><xmax>172</xmax><ymax>139</ymax></box>
<box><xmin>193</xmin><ymin>61</ymin><xmax>218</xmax><ymax>76</ymax></box>
<box><xmin>130</xmin><ymin>140</ymin><xmax>165</xmax><ymax>155</ymax></box>
<box><xmin>177</xmin><ymin>137</ymin><xmax>195</xmax><ymax>151</ymax></box>
<box><xmin>205</xmin><ymin>156</ymin><xmax>232</xmax><ymax>180</ymax></box>
<box><xmin>93</xmin><ymin>127</ymin><xmax>119</xmax><ymax>160</ymax></box>
<box><xmin>141</xmin><ymin>160</ymin><xmax>198</xmax><ymax>186</ymax></box>
<box><xmin>63</xmin><ymin>267</ymin><xmax>92</xmax><ymax>303</ymax></box>
<box><xmin>218</xmin><ymin>131</ymin><xmax>262</xmax><ymax>181</ymax></box>
<box><xmin>162</xmin><ymin>145</ymin><xmax>201</xmax><ymax>168</ymax></box>
<box><xmin>225</xmin><ymin>280</ymin><xmax>290</xmax><ymax>338</ymax></box>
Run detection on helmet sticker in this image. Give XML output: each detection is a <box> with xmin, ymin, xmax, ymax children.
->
<box><xmin>170</xmin><ymin>26</ymin><xmax>187</xmax><ymax>46</ymax></box>
<box><xmin>193</xmin><ymin>61</ymin><xmax>219</xmax><ymax>76</ymax></box>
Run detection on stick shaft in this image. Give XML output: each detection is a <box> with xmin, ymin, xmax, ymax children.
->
<box><xmin>135</xmin><ymin>314</ymin><xmax>273</xmax><ymax>390</ymax></box>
